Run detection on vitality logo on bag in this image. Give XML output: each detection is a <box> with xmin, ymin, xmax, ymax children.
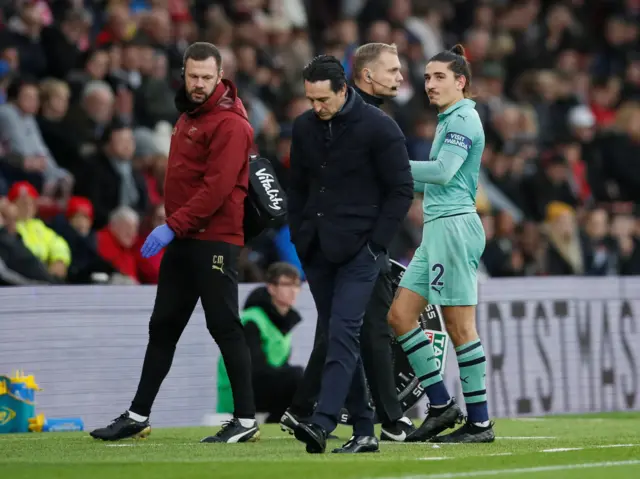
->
<box><xmin>0</xmin><ymin>406</ymin><xmax>16</xmax><ymax>426</ymax></box>
<box><xmin>255</xmin><ymin>168</ymin><xmax>284</xmax><ymax>211</ymax></box>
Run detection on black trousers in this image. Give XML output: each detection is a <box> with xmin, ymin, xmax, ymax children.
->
<box><xmin>290</xmin><ymin>269</ymin><xmax>403</xmax><ymax>426</ymax></box>
<box><xmin>130</xmin><ymin>239</ymin><xmax>255</xmax><ymax>418</ymax></box>
<box><xmin>254</xmin><ymin>366</ymin><xmax>304</xmax><ymax>423</ymax></box>
<box><xmin>305</xmin><ymin>245</ymin><xmax>380</xmax><ymax>436</ymax></box>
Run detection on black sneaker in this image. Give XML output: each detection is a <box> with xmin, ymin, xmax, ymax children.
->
<box><xmin>281</xmin><ymin>410</ymin><xmax>339</xmax><ymax>439</ymax></box>
<box><xmin>430</xmin><ymin>420</ymin><xmax>495</xmax><ymax>443</ymax></box>
<box><xmin>90</xmin><ymin>412</ymin><xmax>151</xmax><ymax>441</ymax></box>
<box><xmin>294</xmin><ymin>422</ymin><xmax>327</xmax><ymax>454</ymax></box>
<box><xmin>279</xmin><ymin>409</ymin><xmax>301</xmax><ymax>435</ymax></box>
<box><xmin>405</xmin><ymin>400</ymin><xmax>464</xmax><ymax>442</ymax></box>
<box><xmin>332</xmin><ymin>435</ymin><xmax>379</xmax><ymax>453</ymax></box>
<box><xmin>200</xmin><ymin>418</ymin><xmax>260</xmax><ymax>443</ymax></box>
<box><xmin>380</xmin><ymin>416</ymin><xmax>416</xmax><ymax>442</ymax></box>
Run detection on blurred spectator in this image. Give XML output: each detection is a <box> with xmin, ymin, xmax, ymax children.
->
<box><xmin>2</xmin><ymin>0</ymin><xmax>48</xmax><ymax>78</ymax></box>
<box><xmin>0</xmin><ymin>78</ymin><xmax>73</xmax><ymax>197</ymax></box>
<box><xmin>521</xmin><ymin>153</ymin><xmax>578</xmax><ymax>222</ymax></box>
<box><xmin>611</xmin><ymin>211</ymin><xmax>640</xmax><ymax>275</ymax></box>
<box><xmin>582</xmin><ymin>208</ymin><xmax>618</xmax><ymax>275</ymax></box>
<box><xmin>64</xmin><ymin>80</ymin><xmax>115</xmax><ymax>165</ymax></box>
<box><xmin>37</xmin><ymin>78</ymin><xmax>79</xmax><ymax>175</ymax></box>
<box><xmin>49</xmin><ymin>195</ymin><xmax>115</xmax><ymax>284</ymax></box>
<box><xmin>0</xmin><ymin>195</ymin><xmax>61</xmax><ymax>285</ymax></box>
<box><xmin>96</xmin><ymin>205</ymin><xmax>139</xmax><ymax>284</ymax></box>
<box><xmin>482</xmin><ymin>210</ymin><xmax>524</xmax><ymax>277</ymax></box>
<box><xmin>76</xmin><ymin>120</ymin><xmax>148</xmax><ymax>229</ymax></box>
<box><xmin>41</xmin><ymin>8</ymin><xmax>90</xmax><ymax>80</ymax></box>
<box><xmin>8</xmin><ymin>180</ymin><xmax>70</xmax><ymax>279</ymax></box>
<box><xmin>541</xmin><ymin>201</ymin><xmax>589</xmax><ymax>276</ymax></box>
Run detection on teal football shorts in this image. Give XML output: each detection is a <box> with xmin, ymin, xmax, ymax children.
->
<box><xmin>399</xmin><ymin>212</ymin><xmax>486</xmax><ymax>306</ymax></box>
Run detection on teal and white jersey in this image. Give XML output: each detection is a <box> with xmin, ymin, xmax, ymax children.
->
<box><xmin>411</xmin><ymin>99</ymin><xmax>485</xmax><ymax>222</ymax></box>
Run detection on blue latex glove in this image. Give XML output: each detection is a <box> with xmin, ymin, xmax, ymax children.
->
<box><xmin>140</xmin><ymin>224</ymin><xmax>175</xmax><ymax>258</ymax></box>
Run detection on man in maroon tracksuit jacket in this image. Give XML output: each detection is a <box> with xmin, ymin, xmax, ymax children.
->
<box><xmin>90</xmin><ymin>42</ymin><xmax>260</xmax><ymax>444</ymax></box>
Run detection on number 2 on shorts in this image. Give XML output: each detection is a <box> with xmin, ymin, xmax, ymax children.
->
<box><xmin>431</xmin><ymin>263</ymin><xmax>444</xmax><ymax>294</ymax></box>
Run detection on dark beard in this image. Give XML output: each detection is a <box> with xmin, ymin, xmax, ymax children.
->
<box><xmin>187</xmin><ymin>89</ymin><xmax>211</xmax><ymax>104</ymax></box>
<box><xmin>174</xmin><ymin>84</ymin><xmax>213</xmax><ymax>113</ymax></box>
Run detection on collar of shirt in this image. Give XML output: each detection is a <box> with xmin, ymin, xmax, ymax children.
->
<box><xmin>438</xmin><ymin>98</ymin><xmax>476</xmax><ymax>120</ymax></box>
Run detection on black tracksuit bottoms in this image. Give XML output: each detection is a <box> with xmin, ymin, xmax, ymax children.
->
<box><xmin>130</xmin><ymin>239</ymin><xmax>256</xmax><ymax>418</ymax></box>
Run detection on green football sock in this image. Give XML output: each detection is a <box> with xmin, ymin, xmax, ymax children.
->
<box><xmin>398</xmin><ymin>327</ymin><xmax>451</xmax><ymax>405</ymax></box>
<box><xmin>456</xmin><ymin>339</ymin><xmax>489</xmax><ymax>423</ymax></box>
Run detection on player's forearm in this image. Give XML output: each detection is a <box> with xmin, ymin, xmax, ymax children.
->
<box><xmin>410</xmin><ymin>151</ymin><xmax>464</xmax><ymax>185</ymax></box>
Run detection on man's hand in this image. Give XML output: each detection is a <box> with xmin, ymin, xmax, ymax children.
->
<box><xmin>140</xmin><ymin>224</ymin><xmax>175</xmax><ymax>258</ymax></box>
<box><xmin>367</xmin><ymin>242</ymin><xmax>391</xmax><ymax>273</ymax></box>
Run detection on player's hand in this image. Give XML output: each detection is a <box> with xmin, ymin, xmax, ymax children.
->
<box><xmin>140</xmin><ymin>224</ymin><xmax>175</xmax><ymax>258</ymax></box>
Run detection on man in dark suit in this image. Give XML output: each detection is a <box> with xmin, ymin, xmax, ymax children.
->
<box><xmin>288</xmin><ymin>55</ymin><xmax>413</xmax><ymax>454</ymax></box>
<box><xmin>281</xmin><ymin>42</ymin><xmax>417</xmax><ymax>442</ymax></box>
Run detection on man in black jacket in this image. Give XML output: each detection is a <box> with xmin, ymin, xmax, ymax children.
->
<box><xmin>281</xmin><ymin>43</ymin><xmax>417</xmax><ymax>442</ymax></box>
<box><xmin>287</xmin><ymin>55</ymin><xmax>413</xmax><ymax>454</ymax></box>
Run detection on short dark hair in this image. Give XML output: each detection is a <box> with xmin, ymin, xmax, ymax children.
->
<box><xmin>266</xmin><ymin>262</ymin><xmax>301</xmax><ymax>285</ymax></box>
<box><xmin>429</xmin><ymin>44</ymin><xmax>473</xmax><ymax>98</ymax></box>
<box><xmin>183</xmin><ymin>42</ymin><xmax>222</xmax><ymax>72</ymax></box>
<box><xmin>302</xmin><ymin>55</ymin><xmax>347</xmax><ymax>93</ymax></box>
<box><xmin>6</xmin><ymin>77</ymin><xmax>38</xmax><ymax>101</ymax></box>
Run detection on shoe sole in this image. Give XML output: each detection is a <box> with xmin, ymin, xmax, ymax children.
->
<box><xmin>294</xmin><ymin>427</ymin><xmax>325</xmax><ymax>454</ymax></box>
<box><xmin>91</xmin><ymin>426</ymin><xmax>151</xmax><ymax>441</ymax></box>
<box><xmin>280</xmin><ymin>423</ymin><xmax>295</xmax><ymax>435</ymax></box>
<box><xmin>405</xmin><ymin>411</ymin><xmax>465</xmax><ymax>443</ymax></box>
<box><xmin>244</xmin><ymin>430</ymin><xmax>261</xmax><ymax>443</ymax></box>
<box><xmin>332</xmin><ymin>447</ymin><xmax>380</xmax><ymax>454</ymax></box>
<box><xmin>430</xmin><ymin>431</ymin><xmax>496</xmax><ymax>444</ymax></box>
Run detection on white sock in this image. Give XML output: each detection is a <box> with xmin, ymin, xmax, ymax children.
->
<box><xmin>474</xmin><ymin>420</ymin><xmax>491</xmax><ymax>427</ymax></box>
<box><xmin>431</xmin><ymin>399</ymin><xmax>452</xmax><ymax>409</ymax></box>
<box><xmin>237</xmin><ymin>418</ymin><xmax>256</xmax><ymax>428</ymax></box>
<box><xmin>127</xmin><ymin>410</ymin><xmax>148</xmax><ymax>422</ymax></box>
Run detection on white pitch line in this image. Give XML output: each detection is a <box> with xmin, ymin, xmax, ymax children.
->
<box><xmin>542</xmin><ymin>447</ymin><xmax>583</xmax><ymax>453</ymax></box>
<box><xmin>418</xmin><ymin>457</ymin><xmax>450</xmax><ymax>461</ymax></box>
<box><xmin>486</xmin><ymin>453</ymin><xmax>513</xmax><ymax>457</ymax></box>
<box><xmin>371</xmin><ymin>460</ymin><xmax>640</xmax><ymax>479</ymax></box>
<box><xmin>542</xmin><ymin>444</ymin><xmax>640</xmax><ymax>453</ymax></box>
<box><xmin>499</xmin><ymin>436</ymin><xmax>557</xmax><ymax>440</ymax></box>
<box><xmin>596</xmin><ymin>444</ymin><xmax>637</xmax><ymax>449</ymax></box>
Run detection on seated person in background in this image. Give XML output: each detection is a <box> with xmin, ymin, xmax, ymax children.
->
<box><xmin>8</xmin><ymin>181</ymin><xmax>71</xmax><ymax>280</ymax></box>
<box><xmin>96</xmin><ymin>205</ymin><xmax>140</xmax><ymax>284</ymax></box>
<box><xmin>0</xmin><ymin>197</ymin><xmax>61</xmax><ymax>285</ymax></box>
<box><xmin>49</xmin><ymin>196</ymin><xmax>116</xmax><ymax>284</ymax></box>
<box><xmin>217</xmin><ymin>262</ymin><xmax>304</xmax><ymax>423</ymax></box>
<box><xmin>0</xmin><ymin>78</ymin><xmax>73</xmax><ymax>198</ymax></box>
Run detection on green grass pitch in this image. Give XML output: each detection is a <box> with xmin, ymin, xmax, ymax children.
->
<box><xmin>2</xmin><ymin>413</ymin><xmax>640</xmax><ymax>479</ymax></box>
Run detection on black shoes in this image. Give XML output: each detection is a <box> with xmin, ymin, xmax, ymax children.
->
<box><xmin>380</xmin><ymin>416</ymin><xmax>416</xmax><ymax>442</ymax></box>
<box><xmin>430</xmin><ymin>420</ymin><xmax>495</xmax><ymax>443</ymax></box>
<box><xmin>294</xmin><ymin>422</ymin><xmax>328</xmax><ymax>453</ymax></box>
<box><xmin>332</xmin><ymin>435</ymin><xmax>379</xmax><ymax>453</ymax></box>
<box><xmin>279</xmin><ymin>409</ymin><xmax>301</xmax><ymax>435</ymax></box>
<box><xmin>89</xmin><ymin>412</ymin><xmax>151</xmax><ymax>441</ymax></box>
<box><xmin>405</xmin><ymin>400</ymin><xmax>465</xmax><ymax>442</ymax></box>
<box><xmin>200</xmin><ymin>418</ymin><xmax>260</xmax><ymax>443</ymax></box>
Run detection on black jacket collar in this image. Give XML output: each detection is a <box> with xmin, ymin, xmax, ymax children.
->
<box><xmin>352</xmin><ymin>83</ymin><xmax>384</xmax><ymax>109</ymax></box>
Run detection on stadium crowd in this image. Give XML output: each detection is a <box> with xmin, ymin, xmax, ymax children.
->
<box><xmin>0</xmin><ymin>0</ymin><xmax>639</xmax><ymax>286</ymax></box>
